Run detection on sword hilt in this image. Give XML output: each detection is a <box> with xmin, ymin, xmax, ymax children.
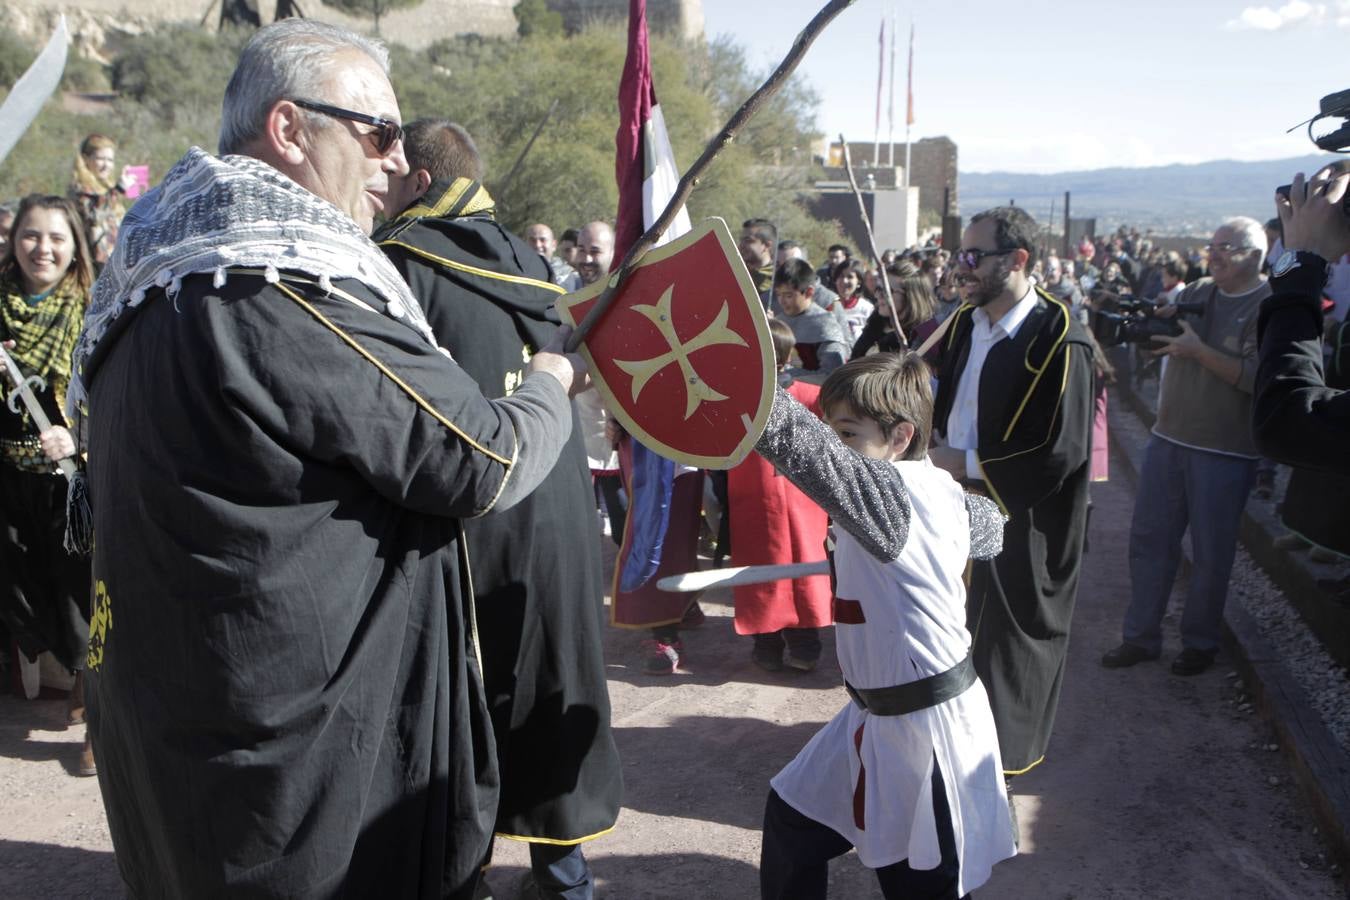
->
<box><xmin>7</xmin><ymin>375</ymin><xmax>46</xmax><ymax>415</ymax></box>
<box><xmin>0</xmin><ymin>345</ymin><xmax>77</xmax><ymax>481</ymax></box>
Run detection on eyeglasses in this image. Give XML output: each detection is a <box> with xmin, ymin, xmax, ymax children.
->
<box><xmin>291</xmin><ymin>99</ymin><xmax>404</xmax><ymax>156</ymax></box>
<box><xmin>955</xmin><ymin>247</ymin><xmax>1018</xmax><ymax>270</ymax></box>
<box><xmin>1204</xmin><ymin>242</ymin><xmax>1249</xmax><ymax>256</ymax></box>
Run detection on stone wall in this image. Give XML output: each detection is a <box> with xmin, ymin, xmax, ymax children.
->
<box><xmin>4</xmin><ymin>0</ymin><xmax>704</xmax><ymax>52</ymax></box>
<box><xmin>546</xmin><ymin>0</ymin><xmax>702</xmax><ymax>40</ymax></box>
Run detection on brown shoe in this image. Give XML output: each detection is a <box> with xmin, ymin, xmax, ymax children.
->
<box><xmin>67</xmin><ymin>670</ymin><xmax>86</xmax><ymax>726</ymax></box>
<box><xmin>78</xmin><ymin>733</ymin><xmax>96</xmax><ymax>777</ymax></box>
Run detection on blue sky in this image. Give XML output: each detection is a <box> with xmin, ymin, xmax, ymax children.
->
<box><xmin>701</xmin><ymin>0</ymin><xmax>1345</xmax><ymax>174</ymax></box>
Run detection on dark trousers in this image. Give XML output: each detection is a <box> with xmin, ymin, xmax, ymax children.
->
<box><xmin>594</xmin><ymin>474</ymin><xmax>627</xmax><ymax>548</ymax></box>
<box><xmin>760</xmin><ymin>765</ymin><xmax>967</xmax><ymax>900</ymax></box>
<box><xmin>529</xmin><ymin>842</ymin><xmax>592</xmax><ymax>900</ymax></box>
<box><xmin>753</xmin><ymin>628</ymin><xmax>822</xmax><ymax>663</ymax></box>
<box><xmin>1124</xmin><ymin>437</ymin><xmax>1257</xmax><ymax>655</ymax></box>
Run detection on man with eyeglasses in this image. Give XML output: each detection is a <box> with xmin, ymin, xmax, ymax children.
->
<box><xmin>930</xmin><ymin>206</ymin><xmax>1095</xmax><ymax>812</ymax></box>
<box><xmin>1102</xmin><ymin>217</ymin><xmax>1270</xmax><ymax>678</ymax></box>
<box><xmin>72</xmin><ymin>20</ymin><xmax>587</xmax><ymax>900</ymax></box>
<box><xmin>376</xmin><ymin>118</ymin><xmax>619</xmax><ymax>900</ymax></box>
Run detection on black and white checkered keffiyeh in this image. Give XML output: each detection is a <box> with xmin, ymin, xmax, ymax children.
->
<box><xmin>66</xmin><ymin>146</ymin><xmax>438</xmax><ymax>420</ymax></box>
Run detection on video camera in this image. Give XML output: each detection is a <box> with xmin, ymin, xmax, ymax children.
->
<box><xmin>1092</xmin><ymin>296</ymin><xmax>1205</xmax><ymax>349</ymax></box>
<box><xmin>1277</xmin><ymin>90</ymin><xmax>1350</xmax><ymax>211</ymax></box>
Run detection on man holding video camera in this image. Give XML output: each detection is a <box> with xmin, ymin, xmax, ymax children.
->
<box><xmin>1254</xmin><ymin>166</ymin><xmax>1350</xmax><ymax>473</ymax></box>
<box><xmin>1103</xmin><ymin>217</ymin><xmax>1270</xmax><ymax>676</ymax></box>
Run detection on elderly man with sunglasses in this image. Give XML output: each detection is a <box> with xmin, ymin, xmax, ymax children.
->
<box><xmin>70</xmin><ymin>20</ymin><xmax>587</xmax><ymax>900</ymax></box>
<box><xmin>930</xmin><ymin>206</ymin><xmax>1095</xmax><ymax>827</ymax></box>
<box><xmin>1102</xmin><ymin>218</ymin><xmax>1270</xmax><ymax>678</ymax></box>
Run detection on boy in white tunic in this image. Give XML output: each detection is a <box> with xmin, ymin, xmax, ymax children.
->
<box><xmin>752</xmin><ymin>352</ymin><xmax>1016</xmax><ymax>899</ymax></box>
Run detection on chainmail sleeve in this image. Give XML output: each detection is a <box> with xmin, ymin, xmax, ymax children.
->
<box><xmin>753</xmin><ymin>387</ymin><xmax>910</xmax><ymax>561</ymax></box>
<box><xmin>964</xmin><ymin>493</ymin><xmax>1007</xmax><ymax>560</ymax></box>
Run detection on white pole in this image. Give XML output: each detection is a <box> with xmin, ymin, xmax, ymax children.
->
<box><xmin>903</xmin><ymin>18</ymin><xmax>913</xmax><ymax>188</ymax></box>
<box><xmin>904</xmin><ymin>127</ymin><xmax>911</xmax><ymax>189</ymax></box>
<box><xmin>886</xmin><ymin>7</ymin><xmax>896</xmax><ymax>167</ymax></box>
<box><xmin>872</xmin><ymin>15</ymin><xmax>885</xmax><ymax>166</ymax></box>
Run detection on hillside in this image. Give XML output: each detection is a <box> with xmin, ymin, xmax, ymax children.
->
<box><xmin>959</xmin><ymin>154</ymin><xmax>1338</xmax><ymax>236</ymax></box>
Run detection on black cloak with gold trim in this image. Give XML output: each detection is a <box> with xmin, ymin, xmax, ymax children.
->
<box><xmin>81</xmin><ymin>269</ymin><xmax>576</xmax><ymax>900</ymax></box>
<box><xmin>933</xmin><ymin>289</ymin><xmax>1095</xmax><ymax>774</ymax></box>
<box><xmin>377</xmin><ymin>178</ymin><xmax>621</xmax><ymax>846</ymax></box>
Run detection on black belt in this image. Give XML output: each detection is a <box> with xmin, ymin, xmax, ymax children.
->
<box><xmin>845</xmin><ymin>654</ymin><xmax>977</xmax><ymax>716</ymax></box>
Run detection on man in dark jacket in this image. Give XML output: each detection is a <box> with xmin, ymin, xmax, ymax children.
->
<box><xmin>1255</xmin><ymin>166</ymin><xmax>1350</xmax><ymax>473</ymax></box>
<box><xmin>930</xmin><ymin>206</ymin><xmax>1095</xmax><ymax>785</ymax></box>
<box><xmin>74</xmin><ymin>22</ymin><xmax>585</xmax><ymax>900</ymax></box>
<box><xmin>378</xmin><ymin>119</ymin><xmax>620</xmax><ymax>900</ymax></box>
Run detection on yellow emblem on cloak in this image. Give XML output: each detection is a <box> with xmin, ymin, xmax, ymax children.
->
<box><xmin>87</xmin><ymin>580</ymin><xmax>112</xmax><ymax>671</ymax></box>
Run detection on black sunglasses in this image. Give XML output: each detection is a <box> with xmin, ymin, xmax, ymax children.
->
<box><xmin>291</xmin><ymin>99</ymin><xmax>404</xmax><ymax>156</ymax></box>
<box><xmin>955</xmin><ymin>247</ymin><xmax>1018</xmax><ymax>270</ymax></box>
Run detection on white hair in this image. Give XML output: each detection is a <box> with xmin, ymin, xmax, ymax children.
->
<box><xmin>218</xmin><ymin>19</ymin><xmax>390</xmax><ymax>156</ymax></box>
<box><xmin>1219</xmin><ymin>216</ymin><xmax>1268</xmax><ymax>268</ymax></box>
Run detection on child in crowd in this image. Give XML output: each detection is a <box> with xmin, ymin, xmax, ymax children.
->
<box><xmin>751</xmin><ymin>352</ymin><xmax>1016</xmax><ymax>899</ymax></box>
<box><xmin>728</xmin><ymin>319</ymin><xmax>833</xmax><ymax>672</ymax></box>
<box><xmin>772</xmin><ymin>257</ymin><xmax>848</xmax><ymax>376</ymax></box>
<box><xmin>832</xmin><ymin>259</ymin><xmax>875</xmax><ymax>345</ymax></box>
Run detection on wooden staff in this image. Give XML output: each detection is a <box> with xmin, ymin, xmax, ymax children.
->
<box><xmin>496</xmin><ymin>98</ymin><xmax>560</xmax><ymax>201</ymax></box>
<box><xmin>837</xmin><ymin>134</ymin><xmax>907</xmax><ymax>346</ymax></box>
<box><xmin>565</xmin><ymin>0</ymin><xmax>857</xmax><ymax>352</ymax></box>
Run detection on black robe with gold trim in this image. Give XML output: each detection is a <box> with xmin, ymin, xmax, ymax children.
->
<box><xmin>82</xmin><ymin>270</ymin><xmax>574</xmax><ymax>899</ymax></box>
<box><xmin>933</xmin><ymin>289</ymin><xmax>1094</xmax><ymax>774</ymax></box>
<box><xmin>376</xmin><ymin>178</ymin><xmax>621</xmax><ymax>845</ymax></box>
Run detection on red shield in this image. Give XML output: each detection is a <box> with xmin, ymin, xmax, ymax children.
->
<box><xmin>558</xmin><ymin>219</ymin><xmax>774</xmax><ymax>469</ymax></box>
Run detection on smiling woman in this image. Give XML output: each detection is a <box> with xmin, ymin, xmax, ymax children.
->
<box><xmin>0</xmin><ymin>194</ymin><xmax>95</xmax><ymax>773</ymax></box>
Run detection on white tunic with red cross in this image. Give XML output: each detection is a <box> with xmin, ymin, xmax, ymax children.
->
<box><xmin>769</xmin><ymin>457</ymin><xmax>1016</xmax><ymax>895</ymax></box>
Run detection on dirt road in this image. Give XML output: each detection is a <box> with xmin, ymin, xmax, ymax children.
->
<box><xmin>1</xmin><ymin>444</ymin><xmax>1344</xmax><ymax>899</ymax></box>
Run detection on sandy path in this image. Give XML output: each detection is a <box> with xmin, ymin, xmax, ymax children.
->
<box><xmin>0</xmin><ymin>440</ymin><xmax>1342</xmax><ymax>898</ymax></box>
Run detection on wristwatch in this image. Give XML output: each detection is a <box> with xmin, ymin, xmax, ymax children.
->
<box><xmin>1270</xmin><ymin>249</ymin><xmax>1326</xmax><ymax>278</ymax></box>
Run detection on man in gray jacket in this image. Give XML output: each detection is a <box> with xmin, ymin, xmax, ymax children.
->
<box><xmin>1102</xmin><ymin>217</ymin><xmax>1270</xmax><ymax>677</ymax></box>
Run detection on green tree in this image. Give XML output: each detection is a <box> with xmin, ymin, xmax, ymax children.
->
<box><xmin>2</xmin><ymin>18</ymin><xmax>845</xmax><ymax>265</ymax></box>
<box><xmin>320</xmin><ymin>0</ymin><xmax>426</xmax><ymax>35</ymax></box>
<box><xmin>0</xmin><ymin>26</ymin><xmax>36</xmax><ymax>88</ymax></box>
<box><xmin>111</xmin><ymin>25</ymin><xmax>247</xmax><ymax>124</ymax></box>
<box><xmin>513</xmin><ymin>0</ymin><xmax>563</xmax><ymax>39</ymax></box>
<box><xmin>389</xmin><ymin>24</ymin><xmax>843</xmax><ymax>261</ymax></box>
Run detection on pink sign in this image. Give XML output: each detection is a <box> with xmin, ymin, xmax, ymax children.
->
<box><xmin>123</xmin><ymin>165</ymin><xmax>150</xmax><ymax>199</ymax></box>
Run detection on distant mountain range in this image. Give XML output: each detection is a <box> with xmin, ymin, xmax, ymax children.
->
<box><xmin>958</xmin><ymin>154</ymin><xmax>1338</xmax><ymax>236</ymax></box>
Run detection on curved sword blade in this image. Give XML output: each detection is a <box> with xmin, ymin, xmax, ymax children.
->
<box><xmin>0</xmin><ymin>15</ymin><xmax>69</xmax><ymax>167</ymax></box>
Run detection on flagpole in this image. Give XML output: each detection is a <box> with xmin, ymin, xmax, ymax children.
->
<box><xmin>872</xmin><ymin>15</ymin><xmax>884</xmax><ymax>167</ymax></box>
<box><xmin>904</xmin><ymin>19</ymin><xmax>913</xmax><ymax>190</ymax></box>
<box><xmin>567</xmin><ymin>0</ymin><xmax>858</xmax><ymax>352</ymax></box>
<box><xmin>886</xmin><ymin>7</ymin><xmax>896</xmax><ymax>168</ymax></box>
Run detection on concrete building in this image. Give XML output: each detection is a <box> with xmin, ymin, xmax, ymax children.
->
<box><xmin>807</xmin><ymin>135</ymin><xmax>959</xmax><ymax>253</ymax></box>
<box><xmin>822</xmin><ymin>136</ymin><xmax>959</xmax><ymax>221</ymax></box>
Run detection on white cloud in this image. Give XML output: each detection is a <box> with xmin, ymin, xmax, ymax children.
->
<box><xmin>1224</xmin><ymin>1</ymin><xmax>1326</xmax><ymax>30</ymax></box>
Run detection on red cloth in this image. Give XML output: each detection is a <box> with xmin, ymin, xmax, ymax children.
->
<box><xmin>727</xmin><ymin>380</ymin><xmax>833</xmax><ymax>634</ymax></box>
<box><xmin>614</xmin><ymin>0</ymin><xmax>654</xmax><ymax>260</ymax></box>
<box><xmin>610</xmin><ymin>439</ymin><xmax>705</xmax><ymax>628</ymax></box>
